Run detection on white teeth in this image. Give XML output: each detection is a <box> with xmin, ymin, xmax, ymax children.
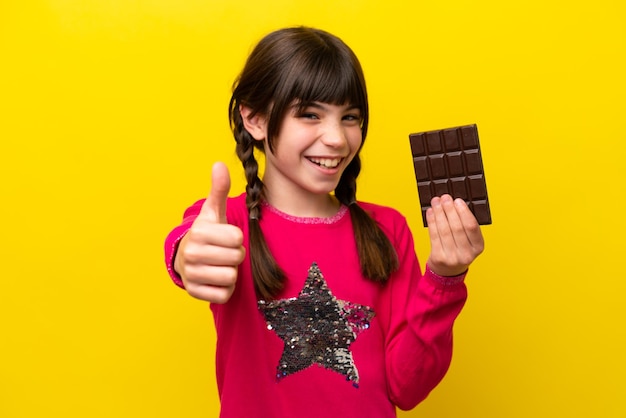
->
<box><xmin>309</xmin><ymin>157</ymin><xmax>341</xmax><ymax>168</ymax></box>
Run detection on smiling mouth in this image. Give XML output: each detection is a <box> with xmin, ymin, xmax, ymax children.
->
<box><xmin>307</xmin><ymin>157</ymin><xmax>343</xmax><ymax>169</ymax></box>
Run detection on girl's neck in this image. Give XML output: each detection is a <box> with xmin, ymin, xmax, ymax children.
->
<box><xmin>262</xmin><ymin>189</ymin><xmax>341</xmax><ymax>219</ymax></box>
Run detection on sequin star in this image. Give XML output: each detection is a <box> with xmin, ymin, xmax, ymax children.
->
<box><xmin>258</xmin><ymin>262</ymin><xmax>375</xmax><ymax>387</ymax></box>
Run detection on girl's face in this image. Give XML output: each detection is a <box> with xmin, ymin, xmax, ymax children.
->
<box><xmin>257</xmin><ymin>101</ymin><xmax>363</xmax><ymax>210</ymax></box>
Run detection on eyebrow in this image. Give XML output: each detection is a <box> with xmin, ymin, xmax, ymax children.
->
<box><xmin>295</xmin><ymin>101</ymin><xmax>361</xmax><ymax>112</ymax></box>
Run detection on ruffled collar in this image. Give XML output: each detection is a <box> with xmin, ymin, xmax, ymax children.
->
<box><xmin>261</xmin><ymin>201</ymin><xmax>349</xmax><ymax>225</ymax></box>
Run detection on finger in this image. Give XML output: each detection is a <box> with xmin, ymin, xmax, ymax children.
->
<box><xmin>184</xmin><ymin>264</ymin><xmax>239</xmax><ymax>288</ymax></box>
<box><xmin>441</xmin><ymin>195</ymin><xmax>470</xmax><ymax>247</ymax></box>
<box><xmin>454</xmin><ymin>198</ymin><xmax>485</xmax><ymax>250</ymax></box>
<box><xmin>425</xmin><ymin>206</ymin><xmax>443</xmax><ymax>255</ymax></box>
<box><xmin>441</xmin><ymin>195</ymin><xmax>462</xmax><ymax>228</ymax></box>
<box><xmin>183</xmin><ymin>237</ymin><xmax>246</xmax><ymax>265</ymax></box>
<box><xmin>185</xmin><ymin>281</ymin><xmax>236</xmax><ymax>304</ymax></box>
<box><xmin>200</xmin><ymin>162</ymin><xmax>231</xmax><ymax>223</ymax></box>
<box><xmin>432</xmin><ymin>195</ymin><xmax>455</xmax><ymax>249</ymax></box>
<box><xmin>426</xmin><ymin>200</ymin><xmax>458</xmax><ymax>275</ymax></box>
<box><xmin>426</xmin><ymin>197</ymin><xmax>448</xmax><ymax>256</ymax></box>
<box><xmin>186</xmin><ymin>222</ymin><xmax>244</xmax><ymax>249</ymax></box>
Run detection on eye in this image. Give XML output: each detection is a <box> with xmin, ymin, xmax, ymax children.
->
<box><xmin>300</xmin><ymin>112</ymin><xmax>319</xmax><ymax>120</ymax></box>
<box><xmin>295</xmin><ymin>106</ymin><xmax>320</xmax><ymax>120</ymax></box>
<box><xmin>342</xmin><ymin>113</ymin><xmax>362</xmax><ymax>125</ymax></box>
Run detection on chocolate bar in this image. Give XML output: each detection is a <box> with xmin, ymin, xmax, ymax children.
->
<box><xmin>409</xmin><ymin>124</ymin><xmax>491</xmax><ymax>226</ymax></box>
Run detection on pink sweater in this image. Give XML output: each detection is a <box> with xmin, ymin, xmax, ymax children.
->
<box><xmin>164</xmin><ymin>194</ymin><xmax>467</xmax><ymax>417</ymax></box>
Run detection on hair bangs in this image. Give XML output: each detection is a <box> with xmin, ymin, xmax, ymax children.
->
<box><xmin>296</xmin><ymin>53</ymin><xmax>366</xmax><ymax>110</ymax></box>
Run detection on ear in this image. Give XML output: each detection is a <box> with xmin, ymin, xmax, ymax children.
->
<box><xmin>240</xmin><ymin>105</ymin><xmax>267</xmax><ymax>141</ymax></box>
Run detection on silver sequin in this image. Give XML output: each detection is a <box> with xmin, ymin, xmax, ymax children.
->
<box><xmin>258</xmin><ymin>263</ymin><xmax>375</xmax><ymax>387</ymax></box>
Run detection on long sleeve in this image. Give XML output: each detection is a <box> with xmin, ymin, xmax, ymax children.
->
<box><xmin>163</xmin><ymin>199</ymin><xmax>204</xmax><ymax>289</ymax></box>
<box><xmin>376</xmin><ymin>212</ymin><xmax>467</xmax><ymax>410</ymax></box>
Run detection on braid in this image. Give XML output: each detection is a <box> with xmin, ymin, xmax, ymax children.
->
<box><xmin>334</xmin><ymin>155</ymin><xmax>361</xmax><ymax>206</ymax></box>
<box><xmin>336</xmin><ymin>157</ymin><xmax>399</xmax><ymax>282</ymax></box>
<box><xmin>233</xmin><ymin>122</ymin><xmax>263</xmax><ymax>220</ymax></box>
<box><xmin>231</xmin><ymin>104</ymin><xmax>285</xmax><ymax>300</ymax></box>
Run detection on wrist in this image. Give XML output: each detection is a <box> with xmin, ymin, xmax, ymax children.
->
<box><xmin>425</xmin><ymin>263</ymin><xmax>467</xmax><ymax>286</ymax></box>
<box><xmin>426</xmin><ymin>259</ymin><xmax>468</xmax><ymax>277</ymax></box>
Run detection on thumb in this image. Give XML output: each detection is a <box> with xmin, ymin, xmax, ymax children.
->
<box><xmin>200</xmin><ymin>162</ymin><xmax>231</xmax><ymax>223</ymax></box>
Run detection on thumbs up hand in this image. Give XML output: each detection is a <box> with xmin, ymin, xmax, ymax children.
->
<box><xmin>174</xmin><ymin>162</ymin><xmax>246</xmax><ymax>303</ymax></box>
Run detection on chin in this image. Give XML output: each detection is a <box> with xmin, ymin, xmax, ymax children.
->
<box><xmin>305</xmin><ymin>184</ymin><xmax>339</xmax><ymax>196</ymax></box>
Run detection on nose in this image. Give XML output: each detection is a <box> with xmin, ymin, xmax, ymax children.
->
<box><xmin>320</xmin><ymin>120</ymin><xmax>348</xmax><ymax>149</ymax></box>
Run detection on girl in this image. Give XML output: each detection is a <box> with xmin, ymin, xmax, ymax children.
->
<box><xmin>164</xmin><ymin>26</ymin><xmax>484</xmax><ymax>417</ymax></box>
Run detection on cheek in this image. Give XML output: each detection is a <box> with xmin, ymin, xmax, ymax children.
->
<box><xmin>348</xmin><ymin>131</ymin><xmax>364</xmax><ymax>153</ymax></box>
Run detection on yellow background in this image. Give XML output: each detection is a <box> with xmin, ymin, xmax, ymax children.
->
<box><xmin>1</xmin><ymin>0</ymin><xmax>624</xmax><ymax>416</ymax></box>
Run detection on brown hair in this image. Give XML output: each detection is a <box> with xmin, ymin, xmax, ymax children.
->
<box><xmin>228</xmin><ymin>27</ymin><xmax>398</xmax><ymax>300</ymax></box>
